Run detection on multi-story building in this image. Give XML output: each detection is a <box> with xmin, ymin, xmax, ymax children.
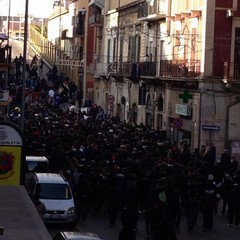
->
<box><xmin>47</xmin><ymin>0</ymin><xmax>95</xmax><ymax>100</ymax></box>
<box><xmin>90</xmin><ymin>0</ymin><xmax>240</xmax><ymax>158</ymax></box>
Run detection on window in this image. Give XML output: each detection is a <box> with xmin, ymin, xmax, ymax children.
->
<box><xmin>39</xmin><ymin>183</ymin><xmax>72</xmax><ymax>200</ymax></box>
<box><xmin>107</xmin><ymin>39</ymin><xmax>111</xmax><ymax>64</ymax></box>
<box><xmin>128</xmin><ymin>35</ymin><xmax>141</xmax><ymax>62</ymax></box>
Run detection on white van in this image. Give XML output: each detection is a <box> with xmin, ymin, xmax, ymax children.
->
<box><xmin>25</xmin><ymin>156</ymin><xmax>50</xmax><ymax>187</ymax></box>
<box><xmin>28</xmin><ymin>173</ymin><xmax>78</xmax><ymax>225</ymax></box>
<box><xmin>26</xmin><ymin>156</ymin><xmax>50</xmax><ymax>173</ymax></box>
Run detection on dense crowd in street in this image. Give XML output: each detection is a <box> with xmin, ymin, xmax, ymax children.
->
<box><xmin>2</xmin><ymin>56</ymin><xmax>240</xmax><ymax>240</ymax></box>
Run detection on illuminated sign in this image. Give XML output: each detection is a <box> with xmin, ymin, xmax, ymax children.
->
<box><xmin>175</xmin><ymin>104</ymin><xmax>192</xmax><ymax>116</ymax></box>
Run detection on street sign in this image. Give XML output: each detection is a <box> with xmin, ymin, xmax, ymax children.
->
<box><xmin>202</xmin><ymin>125</ymin><xmax>220</xmax><ymax>131</ymax></box>
<box><xmin>173</xmin><ymin>118</ymin><xmax>183</xmax><ymax>129</ymax></box>
<box><xmin>107</xmin><ymin>95</ymin><xmax>115</xmax><ymax>103</ymax></box>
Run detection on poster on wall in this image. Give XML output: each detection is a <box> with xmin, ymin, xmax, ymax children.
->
<box><xmin>0</xmin><ymin>122</ymin><xmax>24</xmax><ymax>185</ymax></box>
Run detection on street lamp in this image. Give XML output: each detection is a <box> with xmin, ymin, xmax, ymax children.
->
<box><xmin>20</xmin><ymin>0</ymin><xmax>29</xmax><ymax>132</ymax></box>
<box><xmin>7</xmin><ymin>0</ymin><xmax>11</xmax><ymax>44</ymax></box>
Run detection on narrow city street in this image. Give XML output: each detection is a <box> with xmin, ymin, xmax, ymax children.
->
<box><xmin>76</xmin><ymin>208</ymin><xmax>240</xmax><ymax>240</ymax></box>
<box><xmin>47</xmin><ymin>201</ymin><xmax>240</xmax><ymax>240</ymax></box>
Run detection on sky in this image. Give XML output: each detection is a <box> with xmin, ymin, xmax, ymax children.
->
<box><xmin>0</xmin><ymin>0</ymin><xmax>54</xmax><ymax>18</ymax></box>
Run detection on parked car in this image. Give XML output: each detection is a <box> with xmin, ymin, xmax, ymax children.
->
<box><xmin>28</xmin><ymin>173</ymin><xmax>78</xmax><ymax>225</ymax></box>
<box><xmin>53</xmin><ymin>232</ymin><xmax>102</xmax><ymax>240</ymax></box>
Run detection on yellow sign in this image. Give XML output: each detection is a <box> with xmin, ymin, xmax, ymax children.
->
<box><xmin>0</xmin><ymin>147</ymin><xmax>22</xmax><ymax>185</ymax></box>
<box><xmin>0</xmin><ymin>122</ymin><xmax>23</xmax><ymax>185</ymax></box>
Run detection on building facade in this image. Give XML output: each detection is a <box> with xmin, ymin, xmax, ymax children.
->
<box><xmin>90</xmin><ymin>0</ymin><xmax>240</xmax><ymax>158</ymax></box>
<box><xmin>47</xmin><ymin>0</ymin><xmax>95</xmax><ymax>100</ymax></box>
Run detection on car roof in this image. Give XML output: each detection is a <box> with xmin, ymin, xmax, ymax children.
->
<box><xmin>61</xmin><ymin>232</ymin><xmax>101</xmax><ymax>240</ymax></box>
<box><xmin>26</xmin><ymin>156</ymin><xmax>49</xmax><ymax>162</ymax></box>
<box><xmin>35</xmin><ymin>173</ymin><xmax>66</xmax><ymax>184</ymax></box>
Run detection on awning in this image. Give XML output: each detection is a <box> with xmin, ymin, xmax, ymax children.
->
<box><xmin>88</xmin><ymin>0</ymin><xmax>104</xmax><ymax>10</ymax></box>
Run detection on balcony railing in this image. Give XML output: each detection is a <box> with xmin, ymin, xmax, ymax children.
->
<box><xmin>108</xmin><ymin>61</ymin><xmax>132</xmax><ymax>77</ymax></box>
<box><xmin>223</xmin><ymin>61</ymin><xmax>240</xmax><ymax>81</ymax></box>
<box><xmin>138</xmin><ymin>2</ymin><xmax>148</xmax><ymax>18</ymax></box>
<box><xmin>160</xmin><ymin>59</ymin><xmax>201</xmax><ymax>78</ymax></box>
<box><xmin>104</xmin><ymin>59</ymin><xmax>200</xmax><ymax>80</ymax></box>
<box><xmin>138</xmin><ymin>0</ymin><xmax>167</xmax><ymax>19</ymax></box>
<box><xmin>73</xmin><ymin>26</ymin><xmax>84</xmax><ymax>36</ymax></box>
<box><xmin>89</xmin><ymin>14</ymin><xmax>104</xmax><ymax>26</ymax></box>
<box><xmin>131</xmin><ymin>62</ymin><xmax>157</xmax><ymax>79</ymax></box>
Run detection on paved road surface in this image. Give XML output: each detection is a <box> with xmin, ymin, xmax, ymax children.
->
<box><xmin>73</xmin><ymin>204</ymin><xmax>240</xmax><ymax>240</ymax></box>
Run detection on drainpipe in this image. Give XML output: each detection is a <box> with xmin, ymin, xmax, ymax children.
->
<box><xmin>83</xmin><ymin>7</ymin><xmax>89</xmax><ymax>102</ymax></box>
<box><xmin>198</xmin><ymin>87</ymin><xmax>202</xmax><ymax>150</ymax></box>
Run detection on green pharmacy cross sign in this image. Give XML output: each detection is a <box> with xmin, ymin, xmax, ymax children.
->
<box><xmin>179</xmin><ymin>90</ymin><xmax>192</xmax><ymax>103</ymax></box>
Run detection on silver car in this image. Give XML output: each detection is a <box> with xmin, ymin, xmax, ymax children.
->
<box><xmin>53</xmin><ymin>232</ymin><xmax>103</xmax><ymax>240</ymax></box>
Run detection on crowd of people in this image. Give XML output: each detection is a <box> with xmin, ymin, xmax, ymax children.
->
<box><xmin>2</xmin><ymin>56</ymin><xmax>240</xmax><ymax>240</ymax></box>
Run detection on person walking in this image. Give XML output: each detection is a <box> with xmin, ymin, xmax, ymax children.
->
<box><xmin>118</xmin><ymin>198</ymin><xmax>139</xmax><ymax>240</ymax></box>
<box><xmin>228</xmin><ymin>182</ymin><xmax>240</xmax><ymax>228</ymax></box>
<box><xmin>185</xmin><ymin>182</ymin><xmax>200</xmax><ymax>231</ymax></box>
<box><xmin>220</xmin><ymin>149</ymin><xmax>231</xmax><ymax>173</ymax></box>
<box><xmin>201</xmin><ymin>181</ymin><xmax>216</xmax><ymax>232</ymax></box>
<box><xmin>145</xmin><ymin>186</ymin><xmax>177</xmax><ymax>240</ymax></box>
<box><xmin>106</xmin><ymin>174</ymin><xmax>120</xmax><ymax>228</ymax></box>
<box><xmin>221</xmin><ymin>172</ymin><xmax>233</xmax><ymax>215</ymax></box>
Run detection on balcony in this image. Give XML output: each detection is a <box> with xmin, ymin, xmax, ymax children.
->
<box><xmin>223</xmin><ymin>61</ymin><xmax>240</xmax><ymax>82</ymax></box>
<box><xmin>107</xmin><ymin>61</ymin><xmax>157</xmax><ymax>79</ymax></box>
<box><xmin>89</xmin><ymin>13</ymin><xmax>104</xmax><ymax>26</ymax></box>
<box><xmin>160</xmin><ymin>59</ymin><xmax>201</xmax><ymax>78</ymax></box>
<box><xmin>138</xmin><ymin>0</ymin><xmax>166</xmax><ymax>21</ymax></box>
<box><xmin>73</xmin><ymin>26</ymin><xmax>84</xmax><ymax>37</ymax></box>
<box><xmin>108</xmin><ymin>61</ymin><xmax>132</xmax><ymax>78</ymax></box>
<box><xmin>103</xmin><ymin>59</ymin><xmax>201</xmax><ymax>80</ymax></box>
<box><xmin>138</xmin><ymin>2</ymin><xmax>148</xmax><ymax>18</ymax></box>
<box><xmin>131</xmin><ymin>62</ymin><xmax>157</xmax><ymax>80</ymax></box>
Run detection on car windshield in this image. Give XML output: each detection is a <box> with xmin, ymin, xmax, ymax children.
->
<box><xmin>39</xmin><ymin>183</ymin><xmax>72</xmax><ymax>199</ymax></box>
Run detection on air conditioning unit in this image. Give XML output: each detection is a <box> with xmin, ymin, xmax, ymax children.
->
<box><xmin>226</xmin><ymin>9</ymin><xmax>234</xmax><ymax>18</ymax></box>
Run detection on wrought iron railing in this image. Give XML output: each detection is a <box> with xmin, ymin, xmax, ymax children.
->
<box><xmin>138</xmin><ymin>0</ymin><xmax>166</xmax><ymax>18</ymax></box>
<box><xmin>107</xmin><ymin>61</ymin><xmax>132</xmax><ymax>77</ymax></box>
<box><xmin>160</xmin><ymin>59</ymin><xmax>201</xmax><ymax>78</ymax></box>
<box><xmin>107</xmin><ymin>61</ymin><xmax>157</xmax><ymax>80</ymax></box>
<box><xmin>89</xmin><ymin>14</ymin><xmax>104</xmax><ymax>26</ymax></box>
<box><xmin>223</xmin><ymin>61</ymin><xmax>240</xmax><ymax>81</ymax></box>
<box><xmin>106</xmin><ymin>59</ymin><xmax>200</xmax><ymax>80</ymax></box>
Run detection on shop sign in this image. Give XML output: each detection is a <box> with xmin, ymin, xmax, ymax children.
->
<box><xmin>175</xmin><ymin>104</ymin><xmax>191</xmax><ymax>116</ymax></box>
<box><xmin>0</xmin><ymin>122</ymin><xmax>24</xmax><ymax>186</ymax></box>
